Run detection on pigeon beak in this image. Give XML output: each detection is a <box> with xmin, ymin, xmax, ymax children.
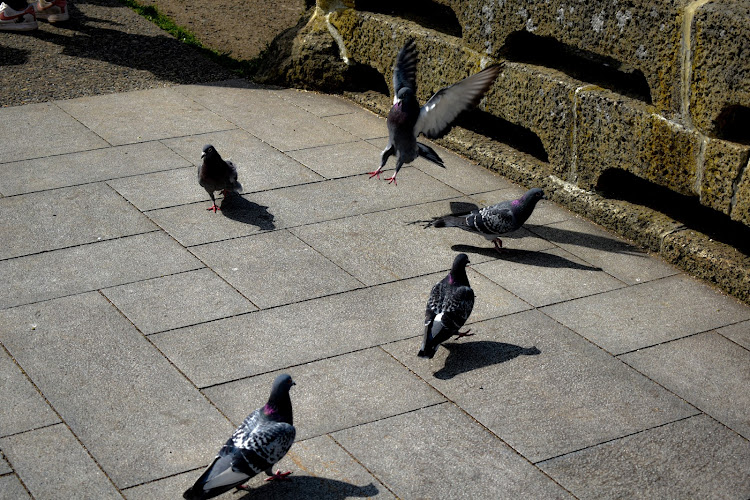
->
<box><xmin>200</xmin><ymin>152</ymin><xmax>206</xmax><ymax>159</ymax></box>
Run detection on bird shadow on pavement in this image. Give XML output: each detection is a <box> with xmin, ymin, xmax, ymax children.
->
<box><xmin>525</xmin><ymin>224</ymin><xmax>648</xmax><ymax>256</ymax></box>
<box><xmin>433</xmin><ymin>341</ymin><xmax>541</xmax><ymax>380</ymax></box>
<box><xmin>451</xmin><ymin>244</ymin><xmax>602</xmax><ymax>271</ymax></box>
<box><xmin>220</xmin><ymin>195</ymin><xmax>276</xmax><ymax>230</ymax></box>
<box><xmin>238</xmin><ymin>476</ymin><xmax>380</xmax><ymax>499</ymax></box>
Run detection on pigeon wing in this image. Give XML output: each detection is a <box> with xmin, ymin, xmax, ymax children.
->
<box><xmin>414</xmin><ymin>64</ymin><xmax>502</xmax><ymax>139</ymax></box>
<box><xmin>465</xmin><ymin>202</ymin><xmax>515</xmax><ymax>236</ymax></box>
<box><xmin>438</xmin><ymin>285</ymin><xmax>475</xmax><ymax>332</ymax></box>
<box><xmin>393</xmin><ymin>39</ymin><xmax>418</xmax><ymax>104</ymax></box>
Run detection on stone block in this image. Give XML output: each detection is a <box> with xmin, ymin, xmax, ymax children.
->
<box><xmin>538</xmin><ymin>414</ymin><xmax>750</xmax><ymax>499</ymax></box>
<box><xmin>0</xmin><ymin>474</ymin><xmax>32</xmax><ymax>500</ymax></box>
<box><xmin>1</xmin><ymin>424</ymin><xmax>121</xmax><ymax>499</ymax></box>
<box><xmin>699</xmin><ymin>137</ymin><xmax>750</xmax><ymax>215</ymax></box>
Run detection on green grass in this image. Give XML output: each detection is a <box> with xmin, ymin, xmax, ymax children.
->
<box><xmin>118</xmin><ymin>0</ymin><xmax>263</xmax><ymax>77</ymax></box>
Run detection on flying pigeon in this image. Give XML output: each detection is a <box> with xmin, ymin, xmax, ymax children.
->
<box><xmin>369</xmin><ymin>39</ymin><xmax>503</xmax><ymax>185</ymax></box>
<box><xmin>426</xmin><ymin>188</ymin><xmax>545</xmax><ymax>251</ymax></box>
<box><xmin>183</xmin><ymin>374</ymin><xmax>296</xmax><ymax>500</ymax></box>
<box><xmin>199</xmin><ymin>144</ymin><xmax>243</xmax><ymax>213</ymax></box>
<box><xmin>419</xmin><ymin>253</ymin><xmax>475</xmax><ymax>359</ymax></box>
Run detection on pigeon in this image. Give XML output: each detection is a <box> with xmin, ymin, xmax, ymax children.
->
<box><xmin>419</xmin><ymin>253</ymin><xmax>475</xmax><ymax>359</ymax></box>
<box><xmin>199</xmin><ymin>144</ymin><xmax>243</xmax><ymax>213</ymax></box>
<box><xmin>183</xmin><ymin>374</ymin><xmax>296</xmax><ymax>500</ymax></box>
<box><xmin>426</xmin><ymin>188</ymin><xmax>545</xmax><ymax>251</ymax></box>
<box><xmin>369</xmin><ymin>39</ymin><xmax>503</xmax><ymax>185</ymax></box>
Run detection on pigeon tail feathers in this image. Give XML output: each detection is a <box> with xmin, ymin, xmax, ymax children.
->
<box><xmin>417</xmin><ymin>142</ymin><xmax>445</xmax><ymax>168</ymax></box>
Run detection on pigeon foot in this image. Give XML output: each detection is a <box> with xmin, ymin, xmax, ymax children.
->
<box><xmin>206</xmin><ymin>204</ymin><xmax>221</xmax><ymax>213</ymax></box>
<box><xmin>493</xmin><ymin>239</ymin><xmax>503</xmax><ymax>252</ymax></box>
<box><xmin>265</xmin><ymin>470</ymin><xmax>293</xmax><ymax>482</ymax></box>
<box><xmin>455</xmin><ymin>329</ymin><xmax>473</xmax><ymax>339</ymax></box>
<box><xmin>385</xmin><ymin>174</ymin><xmax>398</xmax><ymax>185</ymax></box>
<box><xmin>368</xmin><ymin>169</ymin><xmax>383</xmax><ymax>180</ymax></box>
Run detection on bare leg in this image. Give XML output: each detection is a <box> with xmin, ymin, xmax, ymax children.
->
<box><xmin>264</xmin><ymin>470</ymin><xmax>293</xmax><ymax>481</ymax></box>
<box><xmin>384</xmin><ymin>160</ymin><xmax>403</xmax><ymax>185</ymax></box>
<box><xmin>455</xmin><ymin>329</ymin><xmax>473</xmax><ymax>339</ymax></box>
<box><xmin>492</xmin><ymin>238</ymin><xmax>503</xmax><ymax>252</ymax></box>
<box><xmin>206</xmin><ymin>193</ymin><xmax>220</xmax><ymax>212</ymax></box>
<box><xmin>369</xmin><ymin>145</ymin><xmax>394</xmax><ymax>179</ymax></box>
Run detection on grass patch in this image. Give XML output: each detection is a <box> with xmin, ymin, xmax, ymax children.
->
<box><xmin>118</xmin><ymin>0</ymin><xmax>263</xmax><ymax>77</ymax></box>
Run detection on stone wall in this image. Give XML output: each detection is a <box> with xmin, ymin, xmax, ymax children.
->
<box><xmin>308</xmin><ymin>0</ymin><xmax>750</xmax><ymax>229</ymax></box>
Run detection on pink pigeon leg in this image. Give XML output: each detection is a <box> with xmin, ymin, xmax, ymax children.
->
<box><xmin>455</xmin><ymin>329</ymin><xmax>473</xmax><ymax>339</ymax></box>
<box><xmin>368</xmin><ymin>167</ymin><xmax>383</xmax><ymax>180</ymax></box>
<box><xmin>385</xmin><ymin>173</ymin><xmax>398</xmax><ymax>185</ymax></box>
<box><xmin>265</xmin><ymin>470</ymin><xmax>293</xmax><ymax>481</ymax></box>
<box><xmin>206</xmin><ymin>204</ymin><xmax>220</xmax><ymax>212</ymax></box>
<box><xmin>493</xmin><ymin>238</ymin><xmax>503</xmax><ymax>252</ymax></box>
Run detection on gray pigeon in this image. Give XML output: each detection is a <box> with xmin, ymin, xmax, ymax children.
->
<box><xmin>426</xmin><ymin>188</ymin><xmax>545</xmax><ymax>251</ymax></box>
<box><xmin>419</xmin><ymin>253</ymin><xmax>475</xmax><ymax>359</ymax></box>
<box><xmin>369</xmin><ymin>39</ymin><xmax>503</xmax><ymax>185</ymax></box>
<box><xmin>183</xmin><ymin>374</ymin><xmax>296</xmax><ymax>500</ymax></box>
<box><xmin>199</xmin><ymin>144</ymin><xmax>243</xmax><ymax>213</ymax></box>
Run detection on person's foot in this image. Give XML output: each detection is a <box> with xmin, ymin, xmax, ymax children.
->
<box><xmin>29</xmin><ymin>0</ymin><xmax>68</xmax><ymax>22</ymax></box>
<box><xmin>0</xmin><ymin>2</ymin><xmax>37</xmax><ymax>31</ymax></box>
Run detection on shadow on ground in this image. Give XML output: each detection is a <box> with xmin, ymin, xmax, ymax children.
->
<box><xmin>220</xmin><ymin>195</ymin><xmax>276</xmax><ymax>230</ymax></box>
<box><xmin>239</xmin><ymin>476</ymin><xmax>380</xmax><ymax>499</ymax></box>
<box><xmin>433</xmin><ymin>341</ymin><xmax>541</xmax><ymax>380</ymax></box>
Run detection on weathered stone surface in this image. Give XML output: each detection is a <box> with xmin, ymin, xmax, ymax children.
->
<box><xmin>699</xmin><ymin>137</ymin><xmax>750</xmax><ymax>215</ymax></box>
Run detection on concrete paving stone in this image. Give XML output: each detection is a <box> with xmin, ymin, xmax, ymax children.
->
<box><xmin>0</xmin><ymin>102</ymin><xmax>108</xmax><ymax>164</ymax></box>
<box><xmin>0</xmin><ymin>455</ymin><xmax>10</xmax><ymax>475</ymax></box>
<box><xmin>203</xmin><ymin>348</ymin><xmax>445</xmax><ymax>441</ymax></box>
<box><xmin>324</xmin><ymin>108</ymin><xmax>388</xmax><ymax>140</ymax></box>
<box><xmin>275</xmin><ymin>88</ymin><xmax>366</xmax><ymax>117</ymax></box>
<box><xmin>529</xmin><ymin>217</ymin><xmax>678</xmax><ymax>285</ymax></box>
<box><xmin>161</xmin><ymin>128</ymin><xmax>324</xmax><ymax>192</ymax></box>
<box><xmin>149</xmin><ymin>273</ymin><xmax>446</xmax><ymax>388</ymax></box>
<box><xmin>177</xmin><ymin>84</ymin><xmax>359</xmax><ymax>152</ymax></box>
<box><xmin>620</xmin><ymin>332</ymin><xmax>750</xmax><ymax>439</ymax></box>
<box><xmin>332</xmin><ymin>403</ymin><xmax>573</xmax><ymax>499</ymax></box>
<box><xmin>0</xmin><ymin>293</ymin><xmax>235</xmax><ymax>488</ymax></box>
<box><xmin>56</xmin><ymin>87</ymin><xmax>236</xmax><ymax>146</ymax></box>
<box><xmin>144</xmin><ymin>195</ymin><xmax>277</xmax><ymax>247</ymax></box>
<box><xmin>190</xmin><ymin>229</ymin><xmax>363</xmax><ymax>309</ymax></box>
<box><xmin>0</xmin><ymin>424</ymin><xmax>121</xmax><ymax>499</ymax></box>
<box><xmin>124</xmin><ymin>435</ymin><xmax>394</xmax><ymax>499</ymax></box>
<box><xmin>0</xmin><ymin>141</ymin><xmax>191</xmax><ymax>197</ymax></box>
<box><xmin>382</xmin><ymin>310</ymin><xmax>698</xmax><ymax>463</ymax></box>
<box><xmin>541</xmin><ymin>274</ymin><xmax>750</xmax><ymax>355</ymax></box>
<box><xmin>538</xmin><ymin>414</ymin><xmax>750</xmax><ymax>500</ymax></box>
<box><xmin>285</xmin><ymin>140</ymin><xmax>385</xmax><ymax>179</ymax></box>
<box><xmin>102</xmin><ymin>268</ymin><xmax>257</xmax><ymax>335</ymax></box>
<box><xmin>472</xmin><ymin>246</ymin><xmax>627</xmax><ymax>307</ymax></box>
<box><xmin>291</xmin><ymin>201</ymin><xmax>554</xmax><ymax>287</ymax></box>
<box><xmin>0</xmin><ymin>474</ymin><xmax>31</xmax><ymax>500</ymax></box>
<box><xmin>0</xmin><ymin>183</ymin><xmax>157</xmax><ymax>261</ymax></box>
<box><xmin>716</xmin><ymin>320</ymin><xmax>750</xmax><ymax>350</ymax></box>
<box><xmin>107</xmin><ymin>166</ymin><xmax>201</xmax><ymax>212</ymax></box>
<box><xmin>0</xmin><ymin>230</ymin><xmax>202</xmax><ymax>312</ymax></box>
<box><xmin>0</xmin><ymin>348</ymin><xmax>59</xmax><ymax>438</ymax></box>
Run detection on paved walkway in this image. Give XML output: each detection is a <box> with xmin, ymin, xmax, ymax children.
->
<box><xmin>0</xmin><ymin>79</ymin><xmax>749</xmax><ymax>499</ymax></box>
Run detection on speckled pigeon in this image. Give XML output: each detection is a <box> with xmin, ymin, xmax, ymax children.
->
<box><xmin>426</xmin><ymin>188</ymin><xmax>545</xmax><ymax>251</ymax></box>
<box><xmin>419</xmin><ymin>253</ymin><xmax>475</xmax><ymax>359</ymax></box>
<box><xmin>183</xmin><ymin>374</ymin><xmax>296</xmax><ymax>500</ymax></box>
<box><xmin>369</xmin><ymin>39</ymin><xmax>503</xmax><ymax>185</ymax></box>
<box><xmin>199</xmin><ymin>144</ymin><xmax>243</xmax><ymax>213</ymax></box>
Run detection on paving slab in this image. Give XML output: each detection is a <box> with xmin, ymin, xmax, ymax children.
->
<box><xmin>382</xmin><ymin>310</ymin><xmax>698</xmax><ymax>463</ymax></box>
<box><xmin>323</xmin><ymin>108</ymin><xmax>388</xmax><ymax>140</ymax></box>
<box><xmin>620</xmin><ymin>332</ymin><xmax>750</xmax><ymax>439</ymax></box>
<box><xmin>274</xmin><ymin>88</ymin><xmax>366</xmax><ymax>117</ymax></box>
<box><xmin>0</xmin><ymin>103</ymin><xmax>108</xmax><ymax>164</ymax></box>
<box><xmin>107</xmin><ymin>166</ymin><xmax>201</xmax><ymax>212</ymax></box>
<box><xmin>161</xmin><ymin>128</ymin><xmax>324</xmax><ymax>192</ymax></box>
<box><xmin>332</xmin><ymin>403</ymin><xmax>573</xmax><ymax>499</ymax></box>
<box><xmin>538</xmin><ymin>414</ymin><xmax>750</xmax><ymax>500</ymax></box>
<box><xmin>176</xmin><ymin>84</ymin><xmax>359</xmax><ymax>152</ymax></box>
<box><xmin>285</xmin><ymin>140</ymin><xmax>385</xmax><ymax>179</ymax></box>
<box><xmin>0</xmin><ymin>231</ymin><xmax>202</xmax><ymax>310</ymax></box>
<box><xmin>716</xmin><ymin>319</ymin><xmax>750</xmax><ymax>350</ymax></box>
<box><xmin>145</xmin><ymin>195</ymin><xmax>277</xmax><ymax>247</ymax></box>
<box><xmin>291</xmin><ymin>201</ymin><xmax>555</xmax><ymax>287</ymax></box>
<box><xmin>56</xmin><ymin>87</ymin><xmax>236</xmax><ymax>146</ymax></box>
<box><xmin>0</xmin><ymin>424</ymin><xmax>121</xmax><ymax>499</ymax></box>
<box><xmin>0</xmin><ymin>141</ymin><xmax>191</xmax><ymax>197</ymax></box>
<box><xmin>203</xmin><ymin>348</ymin><xmax>445</xmax><ymax>440</ymax></box>
<box><xmin>542</xmin><ymin>274</ymin><xmax>750</xmax><ymax>355</ymax></box>
<box><xmin>529</xmin><ymin>217</ymin><xmax>678</xmax><ymax>285</ymax></box>
<box><xmin>0</xmin><ymin>348</ymin><xmax>59</xmax><ymax>438</ymax></box>
<box><xmin>0</xmin><ymin>455</ymin><xmax>10</xmax><ymax>475</ymax></box>
<box><xmin>0</xmin><ymin>183</ymin><xmax>156</xmax><ymax>261</ymax></box>
<box><xmin>472</xmin><ymin>246</ymin><xmax>627</xmax><ymax>307</ymax></box>
<box><xmin>190</xmin><ymin>229</ymin><xmax>363</xmax><ymax>309</ymax></box>
<box><xmin>124</xmin><ymin>435</ymin><xmax>394</xmax><ymax>499</ymax></box>
<box><xmin>0</xmin><ymin>293</ymin><xmax>235</xmax><ymax>488</ymax></box>
<box><xmin>149</xmin><ymin>274</ymin><xmax>444</xmax><ymax>388</ymax></box>
<box><xmin>101</xmin><ymin>268</ymin><xmax>257</xmax><ymax>335</ymax></box>
<box><xmin>0</xmin><ymin>474</ymin><xmax>31</xmax><ymax>500</ymax></box>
